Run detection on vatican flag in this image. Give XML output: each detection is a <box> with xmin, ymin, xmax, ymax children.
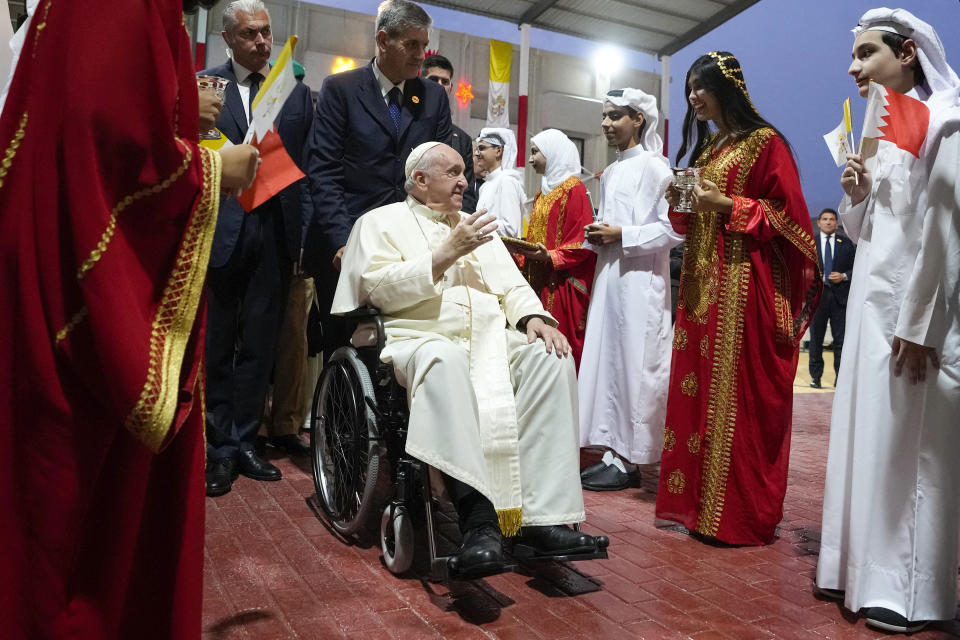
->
<box><xmin>822</xmin><ymin>120</ymin><xmax>850</xmax><ymax>167</ymax></box>
<box><xmin>486</xmin><ymin>40</ymin><xmax>511</xmax><ymax>128</ymax></box>
<box><xmin>246</xmin><ymin>35</ymin><xmax>299</xmax><ymax>144</ymax></box>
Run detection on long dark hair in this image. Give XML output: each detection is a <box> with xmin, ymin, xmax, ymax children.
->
<box><xmin>675</xmin><ymin>52</ymin><xmax>795</xmax><ymax>167</ymax></box>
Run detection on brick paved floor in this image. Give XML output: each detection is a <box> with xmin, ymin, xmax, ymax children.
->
<box><xmin>203</xmin><ymin>380</ymin><xmax>960</xmax><ymax>639</ymax></box>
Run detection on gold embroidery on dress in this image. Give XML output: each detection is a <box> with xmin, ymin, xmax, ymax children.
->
<box><xmin>699</xmin><ymin>334</ymin><xmax>710</xmax><ymax>358</ymax></box>
<box><xmin>33</xmin><ymin>1</ymin><xmax>52</xmax><ymax>49</ymax></box>
<box><xmin>663</xmin><ymin>427</ymin><xmax>676</xmax><ymax>452</ymax></box>
<box><xmin>687</xmin><ymin>432</ymin><xmax>702</xmax><ymax>455</ymax></box>
<box><xmin>55</xmin><ymin>306</ymin><xmax>88</xmax><ymax>344</ymax></box>
<box><xmin>77</xmin><ymin>141</ymin><xmax>192</xmax><ymax>281</ymax></box>
<box><xmin>0</xmin><ymin>112</ymin><xmax>28</xmax><ymax>194</ymax></box>
<box><xmin>673</xmin><ymin>327</ymin><xmax>688</xmax><ymax>351</ymax></box>
<box><xmin>769</xmin><ymin>240</ymin><xmax>793</xmax><ymax>343</ymax></box>
<box><xmin>680</xmin><ymin>372</ymin><xmax>698</xmax><ymax>397</ymax></box>
<box><xmin>524</xmin><ymin>176</ymin><xmax>581</xmax><ymax>312</ymax></box>
<box><xmin>667</xmin><ymin>469</ymin><xmax>686</xmax><ymax>494</ymax></box>
<box><xmin>685</xmin><ymin>129</ymin><xmax>772</xmax><ymax>537</ymax></box>
<box><xmin>125</xmin><ymin>146</ymin><xmax>221</xmax><ymax>452</ymax></box>
<box><xmin>697</xmin><ymin>238</ymin><xmax>751</xmax><ymax>536</ymax></box>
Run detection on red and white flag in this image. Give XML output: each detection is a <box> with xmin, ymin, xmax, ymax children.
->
<box><xmin>236</xmin><ymin>126</ymin><xmax>305</xmax><ymax>212</ymax></box>
<box><xmin>860</xmin><ymin>81</ymin><xmax>929</xmax><ymax>158</ymax></box>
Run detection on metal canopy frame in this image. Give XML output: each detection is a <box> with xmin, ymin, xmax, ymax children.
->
<box><xmin>425</xmin><ymin>0</ymin><xmax>762</xmax><ymax>56</ymax></box>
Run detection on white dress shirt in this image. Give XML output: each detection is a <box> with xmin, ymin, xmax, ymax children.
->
<box><xmin>231</xmin><ymin>58</ymin><xmax>270</xmax><ymax>123</ymax></box>
<box><xmin>372</xmin><ymin>60</ymin><xmax>405</xmax><ymax>106</ymax></box>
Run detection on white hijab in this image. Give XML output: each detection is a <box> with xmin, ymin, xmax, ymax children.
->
<box><xmin>531</xmin><ymin>128</ymin><xmax>581</xmax><ymax>195</ymax></box>
<box><xmin>477</xmin><ymin>127</ymin><xmax>521</xmax><ymax>180</ymax></box>
<box><xmin>604</xmin><ymin>87</ymin><xmax>665</xmax><ymax>156</ymax></box>
<box><xmin>854</xmin><ymin>8</ymin><xmax>960</xmax><ymax>114</ymax></box>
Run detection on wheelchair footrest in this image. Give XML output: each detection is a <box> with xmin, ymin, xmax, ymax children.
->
<box><xmin>430</xmin><ymin>555</ymin><xmax>517</xmax><ymax>582</ymax></box>
<box><xmin>508</xmin><ymin>534</ymin><xmax>610</xmax><ymax>563</ymax></box>
<box><xmin>511</xmin><ymin>548</ymin><xmax>609</xmax><ymax>563</ymax></box>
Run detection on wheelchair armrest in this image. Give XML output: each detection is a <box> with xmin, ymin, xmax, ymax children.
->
<box><xmin>342</xmin><ymin>305</ymin><xmax>381</xmax><ymax>319</ymax></box>
<box><xmin>344</xmin><ymin>306</ymin><xmax>387</xmax><ymax>351</ymax></box>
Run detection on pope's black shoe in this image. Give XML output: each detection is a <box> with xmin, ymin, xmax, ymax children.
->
<box><xmin>581</xmin><ymin>463</ymin><xmax>637</xmax><ymax>491</ymax></box>
<box><xmin>454</xmin><ymin>524</ymin><xmax>505</xmax><ymax>577</ymax></box>
<box><xmin>513</xmin><ymin>525</ymin><xmax>606</xmax><ymax>557</ymax></box>
<box><xmin>237</xmin><ymin>448</ymin><xmax>282</xmax><ymax>481</ymax></box>
<box><xmin>206</xmin><ymin>458</ymin><xmax>238</xmax><ymax>497</ymax></box>
<box><xmin>864</xmin><ymin>608</ymin><xmax>929</xmax><ymax>634</ymax></box>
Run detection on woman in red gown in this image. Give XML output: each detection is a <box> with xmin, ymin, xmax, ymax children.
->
<box><xmin>0</xmin><ymin>1</ymin><xmax>257</xmax><ymax>637</ymax></box>
<box><xmin>511</xmin><ymin>128</ymin><xmax>596</xmax><ymax>370</ymax></box>
<box><xmin>654</xmin><ymin>52</ymin><xmax>820</xmax><ymax>545</ymax></box>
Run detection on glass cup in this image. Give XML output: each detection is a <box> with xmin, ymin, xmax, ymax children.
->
<box><xmin>196</xmin><ymin>75</ymin><xmax>230</xmax><ymax>140</ymax></box>
<box><xmin>671</xmin><ymin>167</ymin><xmax>702</xmax><ymax>213</ymax></box>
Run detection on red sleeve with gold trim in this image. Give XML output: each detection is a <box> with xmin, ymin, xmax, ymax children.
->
<box><xmin>0</xmin><ymin>0</ymin><xmax>220</xmax><ymax>452</ymax></box>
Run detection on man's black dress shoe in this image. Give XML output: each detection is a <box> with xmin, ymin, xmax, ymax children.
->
<box><xmin>269</xmin><ymin>434</ymin><xmax>311</xmax><ymax>456</ymax></box>
<box><xmin>864</xmin><ymin>607</ymin><xmax>929</xmax><ymax>634</ymax></box>
<box><xmin>237</xmin><ymin>449</ymin><xmax>282</xmax><ymax>481</ymax></box>
<box><xmin>454</xmin><ymin>524</ymin><xmax>505</xmax><ymax>576</ymax></box>
<box><xmin>809</xmin><ymin>379</ymin><xmax>822</xmax><ymax>389</ymax></box>
<box><xmin>206</xmin><ymin>458</ymin><xmax>238</xmax><ymax>497</ymax></box>
<box><xmin>581</xmin><ymin>464</ymin><xmax>637</xmax><ymax>491</ymax></box>
<box><xmin>580</xmin><ymin>461</ymin><xmax>607</xmax><ymax>479</ymax></box>
<box><xmin>513</xmin><ymin>525</ymin><xmax>606</xmax><ymax>556</ymax></box>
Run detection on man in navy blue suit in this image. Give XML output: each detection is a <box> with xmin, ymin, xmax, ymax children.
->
<box><xmin>303</xmin><ymin>0</ymin><xmax>452</xmax><ymax>353</ymax></box>
<box><xmin>200</xmin><ymin>0</ymin><xmax>316</xmax><ymax>496</ymax></box>
<box><xmin>809</xmin><ymin>208</ymin><xmax>856</xmax><ymax>388</ymax></box>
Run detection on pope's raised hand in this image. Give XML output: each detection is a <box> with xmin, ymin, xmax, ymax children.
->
<box><xmin>445</xmin><ymin>209</ymin><xmax>498</xmax><ymax>259</ymax></box>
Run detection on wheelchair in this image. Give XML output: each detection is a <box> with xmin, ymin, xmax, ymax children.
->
<box><xmin>309</xmin><ymin>307</ymin><xmax>608</xmax><ymax>582</ymax></box>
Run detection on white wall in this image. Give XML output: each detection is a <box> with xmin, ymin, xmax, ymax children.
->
<box><xmin>193</xmin><ymin>1</ymin><xmax>661</xmax><ymax>197</ymax></box>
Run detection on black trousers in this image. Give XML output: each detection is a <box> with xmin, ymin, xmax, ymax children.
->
<box><xmin>808</xmin><ymin>285</ymin><xmax>846</xmax><ymax>383</ymax></box>
<box><xmin>205</xmin><ymin>208</ymin><xmax>289</xmax><ymax>461</ymax></box>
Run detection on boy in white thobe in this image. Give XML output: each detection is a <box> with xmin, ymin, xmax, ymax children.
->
<box><xmin>816</xmin><ymin>9</ymin><xmax>960</xmax><ymax>634</ymax></box>
<box><xmin>474</xmin><ymin>127</ymin><xmax>526</xmax><ymax>238</ymax></box>
<box><xmin>579</xmin><ymin>89</ymin><xmax>682</xmax><ymax>491</ymax></box>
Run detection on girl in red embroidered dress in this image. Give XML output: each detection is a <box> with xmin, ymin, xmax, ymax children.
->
<box><xmin>654</xmin><ymin>52</ymin><xmax>820</xmax><ymax>545</ymax></box>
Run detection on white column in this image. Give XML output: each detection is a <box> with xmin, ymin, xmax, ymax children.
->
<box><xmin>517</xmin><ymin>23</ymin><xmax>531</xmax><ymax>166</ymax></box>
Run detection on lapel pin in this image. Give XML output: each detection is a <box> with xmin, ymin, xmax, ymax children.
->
<box><xmin>411</xmin><ymin>95</ymin><xmax>420</xmax><ymax>104</ymax></box>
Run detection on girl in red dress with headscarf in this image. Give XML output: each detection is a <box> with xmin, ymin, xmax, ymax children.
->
<box><xmin>510</xmin><ymin>129</ymin><xmax>596</xmax><ymax>370</ymax></box>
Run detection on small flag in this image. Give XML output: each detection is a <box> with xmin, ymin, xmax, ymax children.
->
<box><xmin>245</xmin><ymin>35</ymin><xmax>299</xmax><ymax>144</ymax></box>
<box><xmin>843</xmin><ymin>97</ymin><xmax>853</xmax><ymax>135</ymax></box>
<box><xmin>823</xmin><ymin>120</ymin><xmax>851</xmax><ymax>167</ymax></box>
<box><xmin>486</xmin><ymin>40</ymin><xmax>511</xmax><ymax>128</ymax></box>
<box><xmin>237</xmin><ymin>125</ymin><xmax>305</xmax><ymax>212</ymax></box>
<box><xmin>860</xmin><ymin>81</ymin><xmax>929</xmax><ymax>158</ymax></box>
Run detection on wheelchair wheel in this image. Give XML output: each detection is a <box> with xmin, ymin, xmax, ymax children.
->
<box><xmin>380</xmin><ymin>504</ymin><xmax>414</xmax><ymax>575</ymax></box>
<box><xmin>311</xmin><ymin>346</ymin><xmax>386</xmax><ymax>536</ymax></box>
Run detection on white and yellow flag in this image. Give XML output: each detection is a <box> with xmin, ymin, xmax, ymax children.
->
<box><xmin>486</xmin><ymin>40</ymin><xmax>511</xmax><ymax>128</ymax></box>
<box><xmin>823</xmin><ymin>98</ymin><xmax>854</xmax><ymax>167</ymax></box>
<box><xmin>245</xmin><ymin>35</ymin><xmax>299</xmax><ymax>144</ymax></box>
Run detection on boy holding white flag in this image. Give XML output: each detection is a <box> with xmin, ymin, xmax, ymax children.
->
<box><xmin>816</xmin><ymin>8</ymin><xmax>960</xmax><ymax>634</ymax></box>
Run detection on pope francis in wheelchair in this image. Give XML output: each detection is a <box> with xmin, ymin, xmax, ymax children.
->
<box><xmin>326</xmin><ymin>141</ymin><xmax>608</xmax><ymax>578</ymax></box>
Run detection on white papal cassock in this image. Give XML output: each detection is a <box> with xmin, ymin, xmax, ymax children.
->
<box><xmin>333</xmin><ymin>197</ymin><xmax>585</xmax><ymax>534</ymax></box>
<box><xmin>578</xmin><ymin>145</ymin><xmax>681</xmax><ymax>463</ymax></box>
<box><xmin>816</xmin><ymin>108</ymin><xmax>960</xmax><ymax>621</ymax></box>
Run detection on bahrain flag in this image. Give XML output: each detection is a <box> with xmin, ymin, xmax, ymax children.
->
<box><xmin>861</xmin><ymin>81</ymin><xmax>929</xmax><ymax>158</ymax></box>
